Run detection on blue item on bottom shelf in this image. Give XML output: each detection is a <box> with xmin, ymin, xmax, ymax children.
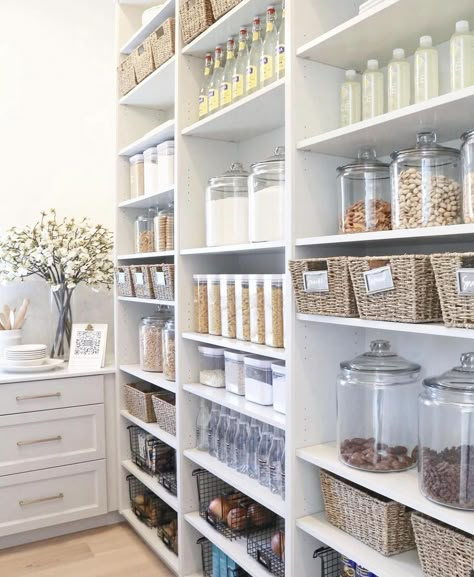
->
<box><xmin>356</xmin><ymin>567</ymin><xmax>378</xmax><ymax>577</ymax></box>
<box><xmin>212</xmin><ymin>544</ymin><xmax>221</xmax><ymax>577</ymax></box>
<box><xmin>219</xmin><ymin>549</ymin><xmax>228</xmax><ymax>577</ymax></box>
<box><xmin>227</xmin><ymin>555</ymin><xmax>238</xmax><ymax>575</ymax></box>
<box><xmin>341</xmin><ymin>556</ymin><xmax>357</xmax><ymax>576</ymax></box>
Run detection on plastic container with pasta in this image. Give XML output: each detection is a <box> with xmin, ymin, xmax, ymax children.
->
<box><xmin>220</xmin><ymin>275</ymin><xmax>236</xmax><ymax>338</ymax></box>
<box><xmin>193</xmin><ymin>274</ymin><xmax>209</xmax><ymax>333</ymax></box>
<box><xmin>235</xmin><ymin>274</ymin><xmax>250</xmax><ymax>341</ymax></box>
<box><xmin>264</xmin><ymin>274</ymin><xmax>284</xmax><ymax>348</ymax></box>
<box><xmin>249</xmin><ymin>275</ymin><xmax>265</xmax><ymax>344</ymax></box>
<box><xmin>207</xmin><ymin>275</ymin><xmax>222</xmax><ymax>336</ymax></box>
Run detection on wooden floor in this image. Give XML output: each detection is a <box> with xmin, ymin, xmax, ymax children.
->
<box><xmin>0</xmin><ymin>523</ymin><xmax>175</xmax><ymax>577</ymax></box>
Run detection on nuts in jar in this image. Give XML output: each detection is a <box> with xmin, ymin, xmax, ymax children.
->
<box><xmin>162</xmin><ymin>320</ymin><xmax>175</xmax><ymax>381</ymax></box>
<box><xmin>343</xmin><ymin>199</ymin><xmax>391</xmax><ymax>233</ymax></box>
<box><xmin>340</xmin><ymin>437</ymin><xmax>417</xmax><ymax>471</ymax></box>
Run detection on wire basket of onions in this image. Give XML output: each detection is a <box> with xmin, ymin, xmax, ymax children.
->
<box><xmin>247</xmin><ymin>518</ymin><xmax>285</xmax><ymax>577</ymax></box>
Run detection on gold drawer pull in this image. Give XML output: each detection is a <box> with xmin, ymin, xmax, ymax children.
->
<box><xmin>19</xmin><ymin>493</ymin><xmax>64</xmax><ymax>506</ymax></box>
<box><xmin>17</xmin><ymin>435</ymin><xmax>62</xmax><ymax>447</ymax></box>
<box><xmin>16</xmin><ymin>392</ymin><xmax>61</xmax><ymax>401</ymax></box>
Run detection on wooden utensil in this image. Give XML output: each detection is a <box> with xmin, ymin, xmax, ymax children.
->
<box><xmin>13</xmin><ymin>299</ymin><xmax>29</xmax><ymax>330</ymax></box>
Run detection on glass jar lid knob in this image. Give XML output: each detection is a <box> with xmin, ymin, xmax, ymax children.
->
<box><xmin>416</xmin><ymin>131</ymin><xmax>437</xmax><ymax>147</ymax></box>
<box><xmin>460</xmin><ymin>352</ymin><xmax>474</xmax><ymax>371</ymax></box>
<box><xmin>369</xmin><ymin>339</ymin><xmax>391</xmax><ymax>355</ymax></box>
<box><xmin>358</xmin><ymin>148</ymin><xmax>377</xmax><ymax>161</ymax></box>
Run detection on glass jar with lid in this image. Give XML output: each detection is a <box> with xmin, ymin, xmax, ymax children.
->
<box><xmin>129</xmin><ymin>154</ymin><xmax>144</xmax><ymax>199</ymax></box>
<box><xmin>162</xmin><ymin>319</ymin><xmax>175</xmax><ymax>381</ymax></box>
<box><xmin>206</xmin><ymin>163</ymin><xmax>249</xmax><ymax>247</ymax></box>
<box><xmin>391</xmin><ymin>131</ymin><xmax>462</xmax><ymax>229</ymax></box>
<box><xmin>154</xmin><ymin>203</ymin><xmax>174</xmax><ymax>252</ymax></box>
<box><xmin>419</xmin><ymin>353</ymin><xmax>474</xmax><ymax>510</ymax></box>
<box><xmin>461</xmin><ymin>128</ymin><xmax>474</xmax><ymax>223</ymax></box>
<box><xmin>135</xmin><ymin>208</ymin><xmax>157</xmax><ymax>253</ymax></box>
<box><xmin>139</xmin><ymin>307</ymin><xmax>173</xmax><ymax>372</ymax></box>
<box><xmin>249</xmin><ymin>147</ymin><xmax>285</xmax><ymax>242</ymax></box>
<box><xmin>337</xmin><ymin>149</ymin><xmax>391</xmax><ymax>234</ymax></box>
<box><xmin>337</xmin><ymin>340</ymin><xmax>421</xmax><ymax>472</ymax></box>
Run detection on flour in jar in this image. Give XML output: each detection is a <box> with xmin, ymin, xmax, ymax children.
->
<box><xmin>206</xmin><ymin>196</ymin><xmax>249</xmax><ymax>246</ymax></box>
<box><xmin>250</xmin><ymin>184</ymin><xmax>284</xmax><ymax>242</ymax></box>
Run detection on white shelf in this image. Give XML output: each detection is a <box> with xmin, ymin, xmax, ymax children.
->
<box><xmin>297</xmin><ymin>442</ymin><xmax>474</xmax><ymax>534</ymax></box>
<box><xmin>297</xmin><ymin>86</ymin><xmax>474</xmax><ymax>158</ymax></box>
<box><xmin>120</xmin><ymin>364</ymin><xmax>177</xmax><ymax>392</ymax></box>
<box><xmin>182</xmin><ymin>0</ymin><xmax>274</xmax><ymax>57</ymax></box>
<box><xmin>297</xmin><ymin>513</ymin><xmax>422</xmax><ymax>577</ymax></box>
<box><xmin>182</xmin><ymin>79</ymin><xmax>285</xmax><ymax>142</ymax></box>
<box><xmin>296</xmin><ymin>314</ymin><xmax>474</xmax><ymax>340</ymax></box>
<box><xmin>181</xmin><ymin>241</ymin><xmax>285</xmax><ymax>256</ymax></box>
<box><xmin>117</xmin><ymin>250</ymin><xmax>174</xmax><ymax>260</ymax></box>
<box><xmin>120</xmin><ymin>57</ymin><xmax>175</xmax><ymax>109</ymax></box>
<box><xmin>121</xmin><ymin>410</ymin><xmax>177</xmax><ymax>449</ymax></box>
<box><xmin>119</xmin><ymin>120</ymin><xmax>175</xmax><ymax>156</ymax></box>
<box><xmin>118</xmin><ymin>296</ymin><xmax>176</xmax><ymax>306</ymax></box>
<box><xmin>182</xmin><ymin>333</ymin><xmax>286</xmax><ymax>360</ymax></box>
<box><xmin>184</xmin><ymin>448</ymin><xmax>286</xmax><ymax>517</ymax></box>
<box><xmin>122</xmin><ymin>509</ymin><xmax>179</xmax><ymax>574</ymax></box>
<box><xmin>119</xmin><ymin>186</ymin><xmax>175</xmax><ymax>209</ymax></box>
<box><xmin>183</xmin><ymin>384</ymin><xmax>285</xmax><ymax>430</ymax></box>
<box><xmin>297</xmin><ymin>0</ymin><xmax>474</xmax><ymax>68</ymax></box>
<box><xmin>185</xmin><ymin>512</ymin><xmax>274</xmax><ymax>577</ymax></box>
<box><xmin>122</xmin><ymin>460</ymin><xmax>178</xmax><ymax>511</ymax></box>
<box><xmin>296</xmin><ymin>224</ymin><xmax>474</xmax><ymax>247</ymax></box>
<box><xmin>120</xmin><ymin>0</ymin><xmax>176</xmax><ymax>55</ymax></box>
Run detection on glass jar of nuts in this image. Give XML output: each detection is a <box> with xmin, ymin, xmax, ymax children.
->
<box><xmin>337</xmin><ymin>340</ymin><xmax>421</xmax><ymax>473</ymax></box>
<box><xmin>162</xmin><ymin>320</ymin><xmax>176</xmax><ymax>381</ymax></box>
<box><xmin>135</xmin><ymin>208</ymin><xmax>157</xmax><ymax>253</ymax></box>
<box><xmin>461</xmin><ymin>128</ymin><xmax>474</xmax><ymax>224</ymax></box>
<box><xmin>337</xmin><ymin>149</ymin><xmax>391</xmax><ymax>234</ymax></box>
<box><xmin>139</xmin><ymin>309</ymin><xmax>172</xmax><ymax>372</ymax></box>
<box><xmin>391</xmin><ymin>131</ymin><xmax>462</xmax><ymax>229</ymax></box>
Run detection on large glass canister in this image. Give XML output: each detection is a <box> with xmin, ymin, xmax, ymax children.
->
<box><xmin>461</xmin><ymin>128</ymin><xmax>474</xmax><ymax>223</ymax></box>
<box><xmin>419</xmin><ymin>353</ymin><xmax>474</xmax><ymax>510</ymax></box>
<box><xmin>249</xmin><ymin>147</ymin><xmax>285</xmax><ymax>243</ymax></box>
<box><xmin>135</xmin><ymin>208</ymin><xmax>157</xmax><ymax>253</ymax></box>
<box><xmin>206</xmin><ymin>163</ymin><xmax>249</xmax><ymax>247</ymax></box>
<box><xmin>391</xmin><ymin>131</ymin><xmax>462</xmax><ymax>229</ymax></box>
<box><xmin>162</xmin><ymin>319</ymin><xmax>175</xmax><ymax>381</ymax></box>
<box><xmin>337</xmin><ymin>150</ymin><xmax>391</xmax><ymax>233</ymax></box>
<box><xmin>139</xmin><ymin>308</ymin><xmax>173</xmax><ymax>372</ymax></box>
<box><xmin>337</xmin><ymin>340</ymin><xmax>421</xmax><ymax>472</ymax></box>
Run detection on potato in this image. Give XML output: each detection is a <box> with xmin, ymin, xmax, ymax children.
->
<box><xmin>271</xmin><ymin>531</ymin><xmax>285</xmax><ymax>561</ymax></box>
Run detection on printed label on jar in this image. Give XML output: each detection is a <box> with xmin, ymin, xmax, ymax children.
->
<box><xmin>246</xmin><ymin>66</ymin><xmax>257</xmax><ymax>91</ymax></box>
<box><xmin>155</xmin><ymin>271</ymin><xmax>165</xmax><ymax>286</ymax></box>
<box><xmin>363</xmin><ymin>266</ymin><xmax>394</xmax><ymax>294</ymax></box>
<box><xmin>117</xmin><ymin>272</ymin><xmax>125</xmax><ymax>284</ymax></box>
<box><xmin>208</xmin><ymin>89</ymin><xmax>219</xmax><ymax>112</ymax></box>
<box><xmin>303</xmin><ymin>271</ymin><xmax>329</xmax><ymax>293</ymax></box>
<box><xmin>261</xmin><ymin>54</ymin><xmax>274</xmax><ymax>80</ymax></box>
<box><xmin>456</xmin><ymin>268</ymin><xmax>474</xmax><ymax>294</ymax></box>
<box><xmin>220</xmin><ymin>82</ymin><xmax>232</xmax><ymax>105</ymax></box>
<box><xmin>232</xmin><ymin>74</ymin><xmax>244</xmax><ymax>99</ymax></box>
<box><xmin>199</xmin><ymin>95</ymin><xmax>208</xmax><ymax>118</ymax></box>
<box><xmin>278</xmin><ymin>45</ymin><xmax>285</xmax><ymax>72</ymax></box>
<box><xmin>134</xmin><ymin>272</ymin><xmax>144</xmax><ymax>286</ymax></box>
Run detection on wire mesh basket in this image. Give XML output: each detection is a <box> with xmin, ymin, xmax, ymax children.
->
<box><xmin>247</xmin><ymin>520</ymin><xmax>285</xmax><ymax>577</ymax></box>
<box><xmin>313</xmin><ymin>547</ymin><xmax>342</xmax><ymax>577</ymax></box>
<box><xmin>193</xmin><ymin>468</ymin><xmax>275</xmax><ymax>540</ymax></box>
<box><xmin>127</xmin><ymin>474</ymin><xmax>161</xmax><ymax>528</ymax></box>
<box><xmin>198</xmin><ymin>537</ymin><xmax>251</xmax><ymax>577</ymax></box>
<box><xmin>157</xmin><ymin>505</ymin><xmax>179</xmax><ymax>554</ymax></box>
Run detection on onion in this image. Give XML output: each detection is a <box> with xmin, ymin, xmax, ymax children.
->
<box><xmin>271</xmin><ymin>531</ymin><xmax>285</xmax><ymax>561</ymax></box>
<box><xmin>208</xmin><ymin>496</ymin><xmax>232</xmax><ymax>521</ymax></box>
<box><xmin>227</xmin><ymin>507</ymin><xmax>248</xmax><ymax>531</ymax></box>
<box><xmin>247</xmin><ymin>503</ymin><xmax>273</xmax><ymax>528</ymax></box>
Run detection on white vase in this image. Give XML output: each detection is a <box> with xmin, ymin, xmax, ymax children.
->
<box><xmin>0</xmin><ymin>330</ymin><xmax>22</xmax><ymax>360</ymax></box>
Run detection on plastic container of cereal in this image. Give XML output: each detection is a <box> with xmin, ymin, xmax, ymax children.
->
<box><xmin>264</xmin><ymin>274</ymin><xmax>284</xmax><ymax>348</ymax></box>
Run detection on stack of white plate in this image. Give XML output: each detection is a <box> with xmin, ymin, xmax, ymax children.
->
<box><xmin>5</xmin><ymin>344</ymin><xmax>48</xmax><ymax>366</ymax></box>
<box><xmin>359</xmin><ymin>0</ymin><xmax>386</xmax><ymax>14</ymax></box>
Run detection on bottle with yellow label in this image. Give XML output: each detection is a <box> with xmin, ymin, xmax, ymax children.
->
<box><xmin>198</xmin><ymin>53</ymin><xmax>213</xmax><ymax>120</ymax></box>
<box><xmin>208</xmin><ymin>45</ymin><xmax>224</xmax><ymax>115</ymax></box>
<box><xmin>220</xmin><ymin>37</ymin><xmax>235</xmax><ymax>109</ymax></box>
<box><xmin>276</xmin><ymin>1</ymin><xmax>285</xmax><ymax>79</ymax></box>
<box><xmin>261</xmin><ymin>6</ymin><xmax>277</xmax><ymax>88</ymax></box>
<box><xmin>246</xmin><ymin>16</ymin><xmax>262</xmax><ymax>95</ymax></box>
<box><xmin>232</xmin><ymin>28</ymin><xmax>248</xmax><ymax>102</ymax></box>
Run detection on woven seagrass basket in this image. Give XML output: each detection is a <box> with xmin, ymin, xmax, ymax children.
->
<box><xmin>152</xmin><ymin>393</ymin><xmax>176</xmax><ymax>436</ymax></box>
<box><xmin>118</xmin><ymin>55</ymin><xmax>136</xmax><ymax>96</ymax></box>
<box><xmin>115</xmin><ymin>266</ymin><xmax>135</xmax><ymax>297</ymax></box>
<box><xmin>150</xmin><ymin>18</ymin><xmax>175</xmax><ymax>70</ymax></box>
<box><xmin>124</xmin><ymin>382</ymin><xmax>157</xmax><ymax>423</ymax></box>
<box><xmin>179</xmin><ymin>0</ymin><xmax>214</xmax><ymax>45</ymax></box>
<box><xmin>132</xmin><ymin>38</ymin><xmax>155</xmax><ymax>83</ymax></box>
<box><xmin>130</xmin><ymin>265</ymin><xmax>155</xmax><ymax>300</ymax></box>
<box><xmin>150</xmin><ymin>264</ymin><xmax>175</xmax><ymax>301</ymax></box>
<box><xmin>209</xmin><ymin>0</ymin><xmax>242</xmax><ymax>20</ymax></box>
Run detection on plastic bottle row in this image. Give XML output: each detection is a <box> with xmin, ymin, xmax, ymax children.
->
<box><xmin>340</xmin><ymin>21</ymin><xmax>474</xmax><ymax>126</ymax></box>
<box><xmin>193</xmin><ymin>274</ymin><xmax>285</xmax><ymax>349</ymax></box>
<box><xmin>129</xmin><ymin>140</ymin><xmax>175</xmax><ymax>200</ymax></box>
<box><xmin>196</xmin><ymin>400</ymin><xmax>286</xmax><ymax>498</ymax></box>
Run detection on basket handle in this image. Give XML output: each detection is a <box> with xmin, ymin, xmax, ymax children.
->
<box><xmin>368</xmin><ymin>258</ymin><xmax>389</xmax><ymax>269</ymax></box>
<box><xmin>155</xmin><ymin>27</ymin><xmax>164</xmax><ymax>40</ymax></box>
<box><xmin>137</xmin><ymin>43</ymin><xmax>146</xmax><ymax>56</ymax></box>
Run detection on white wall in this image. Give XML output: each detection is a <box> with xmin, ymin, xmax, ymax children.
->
<box><xmin>0</xmin><ymin>0</ymin><xmax>116</xmax><ymax>355</ymax></box>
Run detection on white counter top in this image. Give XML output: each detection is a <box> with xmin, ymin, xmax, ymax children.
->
<box><xmin>0</xmin><ymin>363</ymin><xmax>116</xmax><ymax>384</ymax></box>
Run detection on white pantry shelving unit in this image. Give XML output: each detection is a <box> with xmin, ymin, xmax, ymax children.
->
<box><xmin>115</xmin><ymin>1</ymin><xmax>474</xmax><ymax>577</ymax></box>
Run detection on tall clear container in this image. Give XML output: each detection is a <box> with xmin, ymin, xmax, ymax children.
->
<box><xmin>264</xmin><ymin>274</ymin><xmax>284</xmax><ymax>348</ymax></box>
<box><xmin>450</xmin><ymin>20</ymin><xmax>473</xmax><ymax>92</ymax></box>
<box><xmin>199</xmin><ymin>346</ymin><xmax>225</xmax><ymax>388</ymax></box>
<box><xmin>208</xmin><ymin>402</ymin><xmax>220</xmax><ymax>458</ymax></box>
<box><xmin>225</xmin><ymin>410</ymin><xmax>238</xmax><ymax>468</ymax></box>
<box><xmin>157</xmin><ymin>141</ymin><xmax>175</xmax><ymax>191</ymax></box>
<box><xmin>234</xmin><ymin>414</ymin><xmax>250</xmax><ymax>473</ymax></box>
<box><xmin>362</xmin><ymin>59</ymin><xmax>384</xmax><ymax>120</ymax></box>
<box><xmin>258</xmin><ymin>423</ymin><xmax>274</xmax><ymax>487</ymax></box>
<box><xmin>419</xmin><ymin>353</ymin><xmax>474</xmax><ymax>510</ymax></box>
<box><xmin>235</xmin><ymin>275</ymin><xmax>250</xmax><ymax>341</ymax></box>
<box><xmin>387</xmin><ymin>48</ymin><xmax>411</xmax><ymax>112</ymax></box>
<box><xmin>143</xmin><ymin>147</ymin><xmax>159</xmax><ymax>196</ymax></box>
<box><xmin>248</xmin><ymin>418</ymin><xmax>261</xmax><ymax>479</ymax></box>
<box><xmin>249</xmin><ymin>276</ymin><xmax>265</xmax><ymax>345</ymax></box>
<box><xmin>461</xmin><ymin>128</ymin><xmax>474</xmax><ymax>223</ymax></box>
<box><xmin>246</xmin><ymin>16</ymin><xmax>262</xmax><ymax>95</ymax></box>
<box><xmin>340</xmin><ymin>69</ymin><xmax>361</xmax><ymax>127</ymax></box>
<box><xmin>208</xmin><ymin>45</ymin><xmax>224</xmax><ymax>114</ymax></box>
<box><xmin>139</xmin><ymin>308</ymin><xmax>172</xmax><ymax>372</ymax></box>
<box><xmin>207</xmin><ymin>275</ymin><xmax>222</xmax><ymax>336</ymax></box>
<box><xmin>232</xmin><ymin>28</ymin><xmax>248</xmax><ymax>102</ymax></box>
<box><xmin>216</xmin><ymin>406</ymin><xmax>230</xmax><ymax>462</ymax></box>
<box><xmin>196</xmin><ymin>399</ymin><xmax>211</xmax><ymax>451</ymax></box>
<box><xmin>220</xmin><ymin>37</ymin><xmax>236</xmax><ymax>109</ymax></box>
<box><xmin>414</xmin><ymin>36</ymin><xmax>439</xmax><ymax>103</ymax></box>
<box><xmin>276</xmin><ymin>0</ymin><xmax>285</xmax><ymax>79</ymax></box>
<box><xmin>220</xmin><ymin>275</ymin><xmax>236</xmax><ymax>339</ymax></box>
<box><xmin>337</xmin><ymin>340</ymin><xmax>421</xmax><ymax>472</ymax></box>
<box><xmin>337</xmin><ymin>149</ymin><xmax>391</xmax><ymax>234</ymax></box>
<box><xmin>391</xmin><ymin>131</ymin><xmax>462</xmax><ymax>229</ymax></box>
<box><xmin>153</xmin><ymin>207</ymin><xmax>172</xmax><ymax>252</ymax></box>
<box><xmin>271</xmin><ymin>363</ymin><xmax>286</xmax><ymax>414</ymax></box>
<box><xmin>130</xmin><ymin>154</ymin><xmax>144</xmax><ymax>199</ymax></box>
<box><xmin>260</xmin><ymin>5</ymin><xmax>277</xmax><ymax>88</ymax></box>
<box><xmin>199</xmin><ymin>53</ymin><xmax>213</xmax><ymax>120</ymax></box>
<box><xmin>193</xmin><ymin>274</ymin><xmax>209</xmax><ymax>334</ymax></box>
<box><xmin>249</xmin><ymin>147</ymin><xmax>285</xmax><ymax>243</ymax></box>
<box><xmin>135</xmin><ymin>209</ymin><xmax>156</xmax><ymax>253</ymax></box>
<box><xmin>162</xmin><ymin>319</ymin><xmax>175</xmax><ymax>381</ymax></box>
<box><xmin>269</xmin><ymin>429</ymin><xmax>284</xmax><ymax>495</ymax></box>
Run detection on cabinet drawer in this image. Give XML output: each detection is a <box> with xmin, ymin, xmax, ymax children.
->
<box><xmin>0</xmin><ymin>460</ymin><xmax>107</xmax><ymax>536</ymax></box>
<box><xmin>0</xmin><ymin>375</ymin><xmax>104</xmax><ymax>415</ymax></box>
<box><xmin>0</xmin><ymin>405</ymin><xmax>105</xmax><ymax>476</ymax></box>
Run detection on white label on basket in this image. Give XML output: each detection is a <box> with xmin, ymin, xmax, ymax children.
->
<box><xmin>155</xmin><ymin>271</ymin><xmax>165</xmax><ymax>286</ymax></box>
<box><xmin>135</xmin><ymin>272</ymin><xmax>144</xmax><ymax>286</ymax></box>
<box><xmin>117</xmin><ymin>272</ymin><xmax>125</xmax><ymax>284</ymax></box>
<box><xmin>364</xmin><ymin>266</ymin><xmax>394</xmax><ymax>294</ymax></box>
<box><xmin>456</xmin><ymin>269</ymin><xmax>474</xmax><ymax>294</ymax></box>
<box><xmin>303</xmin><ymin>271</ymin><xmax>329</xmax><ymax>293</ymax></box>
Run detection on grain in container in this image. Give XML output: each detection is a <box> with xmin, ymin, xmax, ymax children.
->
<box><xmin>461</xmin><ymin>128</ymin><xmax>474</xmax><ymax>223</ymax></box>
<box><xmin>162</xmin><ymin>319</ymin><xmax>175</xmax><ymax>381</ymax></box>
<box><xmin>235</xmin><ymin>274</ymin><xmax>250</xmax><ymax>341</ymax></box>
<box><xmin>207</xmin><ymin>274</ymin><xmax>221</xmax><ymax>336</ymax></box>
<box><xmin>244</xmin><ymin>356</ymin><xmax>274</xmax><ymax>406</ymax></box>
<box><xmin>135</xmin><ymin>208</ymin><xmax>156</xmax><ymax>253</ymax></box>
<box><xmin>199</xmin><ymin>345</ymin><xmax>225</xmax><ymax>388</ymax></box>
<box><xmin>157</xmin><ymin>140</ymin><xmax>175</xmax><ymax>190</ymax></box>
<box><xmin>220</xmin><ymin>275</ymin><xmax>236</xmax><ymax>338</ymax></box>
<box><xmin>193</xmin><ymin>274</ymin><xmax>208</xmax><ymax>333</ymax></box>
<box><xmin>271</xmin><ymin>362</ymin><xmax>286</xmax><ymax>414</ymax></box>
<box><xmin>139</xmin><ymin>308</ymin><xmax>173</xmax><ymax>372</ymax></box>
<box><xmin>144</xmin><ymin>147</ymin><xmax>160</xmax><ymax>196</ymax></box>
<box><xmin>249</xmin><ymin>275</ymin><xmax>265</xmax><ymax>344</ymax></box>
<box><xmin>130</xmin><ymin>154</ymin><xmax>144</xmax><ymax>199</ymax></box>
<box><xmin>264</xmin><ymin>274</ymin><xmax>284</xmax><ymax>348</ymax></box>
<box><xmin>224</xmin><ymin>351</ymin><xmax>246</xmax><ymax>395</ymax></box>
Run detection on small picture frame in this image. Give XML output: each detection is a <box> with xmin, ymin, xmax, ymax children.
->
<box><xmin>68</xmin><ymin>323</ymin><xmax>108</xmax><ymax>369</ymax></box>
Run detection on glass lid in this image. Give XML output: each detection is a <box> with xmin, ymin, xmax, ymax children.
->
<box><xmin>340</xmin><ymin>340</ymin><xmax>421</xmax><ymax>374</ymax></box>
<box><xmin>461</xmin><ymin>128</ymin><xmax>474</xmax><ymax>143</ymax></box>
<box><xmin>208</xmin><ymin>162</ymin><xmax>249</xmax><ymax>186</ymax></box>
<box><xmin>337</xmin><ymin>149</ymin><xmax>389</xmax><ymax>177</ymax></box>
<box><xmin>391</xmin><ymin>131</ymin><xmax>460</xmax><ymax>162</ymax></box>
<box><xmin>251</xmin><ymin>146</ymin><xmax>286</xmax><ymax>171</ymax></box>
<box><xmin>424</xmin><ymin>353</ymin><xmax>474</xmax><ymax>393</ymax></box>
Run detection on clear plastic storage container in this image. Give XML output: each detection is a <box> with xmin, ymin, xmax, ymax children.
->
<box><xmin>249</xmin><ymin>275</ymin><xmax>265</xmax><ymax>344</ymax></box>
<box><xmin>244</xmin><ymin>356</ymin><xmax>274</xmax><ymax>406</ymax></box>
<box><xmin>264</xmin><ymin>274</ymin><xmax>284</xmax><ymax>348</ymax></box>
<box><xmin>157</xmin><ymin>140</ymin><xmax>175</xmax><ymax>190</ymax></box>
<box><xmin>199</xmin><ymin>346</ymin><xmax>225</xmax><ymax>388</ymax></box>
<box><xmin>224</xmin><ymin>351</ymin><xmax>246</xmax><ymax>395</ymax></box>
<box><xmin>206</xmin><ymin>163</ymin><xmax>249</xmax><ymax>247</ymax></box>
<box><xmin>249</xmin><ymin>147</ymin><xmax>285</xmax><ymax>242</ymax></box>
<box><xmin>139</xmin><ymin>309</ymin><xmax>172</xmax><ymax>372</ymax></box>
<box><xmin>419</xmin><ymin>353</ymin><xmax>474</xmax><ymax>510</ymax></box>
<box><xmin>461</xmin><ymin>128</ymin><xmax>474</xmax><ymax>223</ymax></box>
<box><xmin>235</xmin><ymin>274</ymin><xmax>250</xmax><ymax>341</ymax></box>
<box><xmin>207</xmin><ymin>275</ymin><xmax>221</xmax><ymax>336</ymax></box>
<box><xmin>162</xmin><ymin>320</ymin><xmax>175</xmax><ymax>381</ymax></box>
<box><xmin>130</xmin><ymin>154</ymin><xmax>144</xmax><ymax>199</ymax></box>
<box><xmin>337</xmin><ymin>150</ymin><xmax>391</xmax><ymax>233</ymax></box>
<box><xmin>135</xmin><ymin>208</ymin><xmax>156</xmax><ymax>253</ymax></box>
<box><xmin>220</xmin><ymin>275</ymin><xmax>236</xmax><ymax>339</ymax></box>
<box><xmin>153</xmin><ymin>204</ymin><xmax>174</xmax><ymax>252</ymax></box>
<box><xmin>391</xmin><ymin>131</ymin><xmax>462</xmax><ymax>229</ymax></box>
<box><xmin>193</xmin><ymin>274</ymin><xmax>209</xmax><ymax>334</ymax></box>
<box><xmin>271</xmin><ymin>363</ymin><xmax>286</xmax><ymax>414</ymax></box>
<box><xmin>337</xmin><ymin>340</ymin><xmax>421</xmax><ymax>472</ymax></box>
<box><xmin>144</xmin><ymin>147</ymin><xmax>159</xmax><ymax>196</ymax></box>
